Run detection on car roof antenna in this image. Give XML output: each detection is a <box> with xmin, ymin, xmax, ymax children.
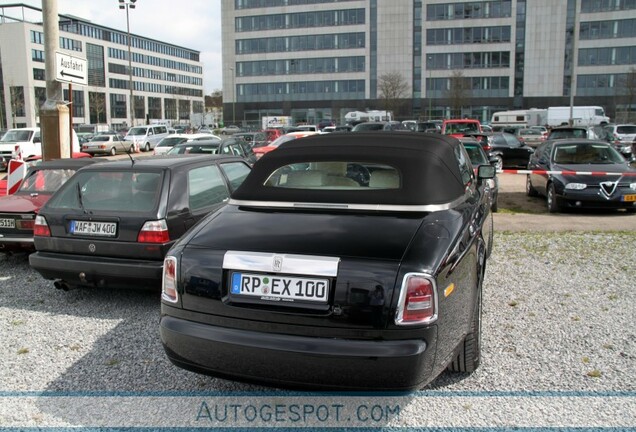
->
<box><xmin>121</xmin><ymin>138</ymin><xmax>135</xmax><ymax>166</ymax></box>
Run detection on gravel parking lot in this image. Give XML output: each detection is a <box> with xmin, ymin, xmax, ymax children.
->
<box><xmin>1</xmin><ymin>168</ymin><xmax>635</xmax><ymax>428</ymax></box>
<box><xmin>1</xmin><ymin>229</ymin><xmax>635</xmax><ymax>428</ymax></box>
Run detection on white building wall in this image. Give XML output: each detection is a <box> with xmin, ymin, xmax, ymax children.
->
<box><xmin>524</xmin><ymin>0</ymin><xmax>568</xmax><ymax>98</ymax></box>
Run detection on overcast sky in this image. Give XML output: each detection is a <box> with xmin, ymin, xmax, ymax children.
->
<box><xmin>3</xmin><ymin>0</ymin><xmax>223</xmax><ymax>94</ymax></box>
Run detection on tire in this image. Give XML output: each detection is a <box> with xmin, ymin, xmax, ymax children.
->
<box><xmin>494</xmin><ymin>155</ymin><xmax>503</xmax><ymax>171</ymax></box>
<box><xmin>547</xmin><ymin>183</ymin><xmax>561</xmax><ymax>213</ymax></box>
<box><xmin>526</xmin><ymin>175</ymin><xmax>538</xmax><ymax>197</ymax></box>
<box><xmin>491</xmin><ymin>193</ymin><xmax>498</xmax><ymax>213</ymax></box>
<box><xmin>448</xmin><ymin>248</ymin><xmax>484</xmax><ymax>373</ymax></box>
<box><xmin>144</xmin><ymin>143</ymin><xmax>150</xmax><ymax>152</ymax></box>
<box><xmin>128</xmin><ymin>144</ymin><xmax>135</xmax><ymax>154</ymax></box>
<box><xmin>109</xmin><ymin>147</ymin><xmax>117</xmax><ymax>156</ymax></box>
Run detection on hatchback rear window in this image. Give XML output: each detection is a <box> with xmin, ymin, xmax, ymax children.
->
<box><xmin>46</xmin><ymin>171</ymin><xmax>162</xmax><ymax>213</ymax></box>
<box><xmin>264</xmin><ymin>162</ymin><xmax>400</xmax><ymax>190</ymax></box>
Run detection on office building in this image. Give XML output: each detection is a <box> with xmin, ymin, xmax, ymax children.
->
<box><xmin>0</xmin><ymin>3</ymin><xmax>204</xmax><ymax>131</ymax></box>
<box><xmin>222</xmin><ymin>0</ymin><xmax>636</xmax><ymax>125</ymax></box>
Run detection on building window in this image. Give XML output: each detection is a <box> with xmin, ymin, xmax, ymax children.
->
<box><xmin>33</xmin><ymin>68</ymin><xmax>46</xmax><ymax>81</ymax></box>
<box><xmin>32</xmin><ymin>49</ymin><xmax>45</xmax><ymax>63</ymax></box>
<box><xmin>110</xmin><ymin>93</ymin><xmax>127</xmax><ymax>119</ymax></box>
<box><xmin>87</xmin><ymin>43</ymin><xmax>105</xmax><ymax>87</ymax></box>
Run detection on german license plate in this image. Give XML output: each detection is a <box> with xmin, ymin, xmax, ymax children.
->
<box><xmin>231</xmin><ymin>272</ymin><xmax>329</xmax><ymax>303</ymax></box>
<box><xmin>621</xmin><ymin>194</ymin><xmax>636</xmax><ymax>202</ymax></box>
<box><xmin>70</xmin><ymin>220</ymin><xmax>117</xmax><ymax>237</ymax></box>
<box><xmin>0</xmin><ymin>218</ymin><xmax>15</xmax><ymax>228</ymax></box>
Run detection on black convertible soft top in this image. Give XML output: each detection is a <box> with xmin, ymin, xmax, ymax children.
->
<box><xmin>232</xmin><ymin>132</ymin><xmax>468</xmax><ymax>206</ymax></box>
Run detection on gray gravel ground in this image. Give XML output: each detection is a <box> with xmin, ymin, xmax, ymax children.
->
<box><xmin>1</xmin><ymin>231</ymin><xmax>635</xmax><ymax>428</ymax></box>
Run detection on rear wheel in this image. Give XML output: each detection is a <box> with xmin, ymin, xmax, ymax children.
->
<box><xmin>448</xmin><ymin>246</ymin><xmax>484</xmax><ymax>373</ymax></box>
<box><xmin>526</xmin><ymin>175</ymin><xmax>538</xmax><ymax>197</ymax></box>
<box><xmin>109</xmin><ymin>147</ymin><xmax>117</xmax><ymax>156</ymax></box>
<box><xmin>144</xmin><ymin>143</ymin><xmax>151</xmax><ymax>152</ymax></box>
<box><xmin>128</xmin><ymin>144</ymin><xmax>135</xmax><ymax>153</ymax></box>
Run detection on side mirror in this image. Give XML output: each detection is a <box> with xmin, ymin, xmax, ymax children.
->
<box><xmin>478</xmin><ymin>164</ymin><xmax>496</xmax><ymax>180</ymax></box>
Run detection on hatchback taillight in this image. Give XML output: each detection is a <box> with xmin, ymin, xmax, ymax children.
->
<box><xmin>16</xmin><ymin>219</ymin><xmax>35</xmax><ymax>230</ymax></box>
<box><xmin>137</xmin><ymin>219</ymin><xmax>170</xmax><ymax>243</ymax></box>
<box><xmin>33</xmin><ymin>215</ymin><xmax>51</xmax><ymax>237</ymax></box>
<box><xmin>162</xmin><ymin>256</ymin><xmax>178</xmax><ymax>303</ymax></box>
<box><xmin>395</xmin><ymin>273</ymin><xmax>437</xmax><ymax>325</ymax></box>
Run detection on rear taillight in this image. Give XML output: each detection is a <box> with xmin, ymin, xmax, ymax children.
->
<box><xmin>137</xmin><ymin>219</ymin><xmax>170</xmax><ymax>243</ymax></box>
<box><xmin>483</xmin><ymin>145</ymin><xmax>492</xmax><ymax>151</ymax></box>
<box><xmin>395</xmin><ymin>273</ymin><xmax>437</xmax><ymax>325</ymax></box>
<box><xmin>162</xmin><ymin>256</ymin><xmax>178</xmax><ymax>303</ymax></box>
<box><xmin>17</xmin><ymin>219</ymin><xmax>35</xmax><ymax>230</ymax></box>
<box><xmin>33</xmin><ymin>215</ymin><xmax>50</xmax><ymax>237</ymax></box>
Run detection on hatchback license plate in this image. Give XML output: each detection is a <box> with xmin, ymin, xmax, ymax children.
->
<box><xmin>0</xmin><ymin>218</ymin><xmax>15</xmax><ymax>228</ymax></box>
<box><xmin>70</xmin><ymin>220</ymin><xmax>117</xmax><ymax>236</ymax></box>
<box><xmin>622</xmin><ymin>194</ymin><xmax>636</xmax><ymax>202</ymax></box>
<box><xmin>231</xmin><ymin>272</ymin><xmax>329</xmax><ymax>303</ymax></box>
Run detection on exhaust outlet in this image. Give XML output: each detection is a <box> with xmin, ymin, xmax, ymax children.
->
<box><xmin>53</xmin><ymin>280</ymin><xmax>71</xmax><ymax>291</ymax></box>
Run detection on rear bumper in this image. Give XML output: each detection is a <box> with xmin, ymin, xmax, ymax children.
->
<box><xmin>29</xmin><ymin>251</ymin><xmax>163</xmax><ymax>289</ymax></box>
<box><xmin>0</xmin><ymin>234</ymin><xmax>34</xmax><ymax>251</ymax></box>
<box><xmin>160</xmin><ymin>314</ymin><xmax>438</xmax><ymax>391</ymax></box>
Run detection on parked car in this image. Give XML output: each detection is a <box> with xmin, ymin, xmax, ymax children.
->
<box><xmin>517</xmin><ymin>128</ymin><xmax>545</xmax><ymax>148</ymax></box>
<box><xmin>317</xmin><ymin>119</ymin><xmax>335</xmax><ymax>130</ymax></box>
<box><xmin>220</xmin><ymin>125</ymin><xmax>241</xmax><ymax>135</ymax></box>
<box><xmin>153</xmin><ymin>133</ymin><xmax>221</xmax><ymax>155</ymax></box>
<box><xmin>232</xmin><ymin>132</ymin><xmax>267</xmax><ymax>148</ymax></box>
<box><xmin>547</xmin><ymin>125</ymin><xmax>612</xmax><ymax>142</ymax></box>
<box><xmin>159</xmin><ymin>132</ymin><xmax>496</xmax><ymax>390</ymax></box>
<box><xmin>467</xmin><ymin>132</ymin><xmax>535</xmax><ymax>170</ymax></box>
<box><xmin>123</xmin><ymin>124</ymin><xmax>170</xmax><ymax>152</ymax></box>
<box><xmin>166</xmin><ymin>138</ymin><xmax>257</xmax><ymax>165</ymax></box>
<box><xmin>334</xmin><ymin>124</ymin><xmax>353</xmax><ymax>133</ymax></box>
<box><xmin>460</xmin><ymin>138</ymin><xmax>499</xmax><ymax>212</ymax></box>
<box><xmin>262</xmin><ymin>128</ymin><xmax>284</xmax><ymax>144</ymax></box>
<box><xmin>526</xmin><ymin>139</ymin><xmax>636</xmax><ymax>213</ymax></box>
<box><xmin>383</xmin><ymin>121</ymin><xmax>410</xmax><ymax>131</ymax></box>
<box><xmin>441</xmin><ymin>119</ymin><xmax>482</xmax><ymax>137</ymax></box>
<box><xmin>530</xmin><ymin>125</ymin><xmax>549</xmax><ymax>137</ymax></box>
<box><xmin>412</xmin><ymin>121</ymin><xmax>441</xmax><ymax>133</ymax></box>
<box><xmin>603</xmin><ymin>124</ymin><xmax>636</xmax><ymax>160</ymax></box>
<box><xmin>29</xmin><ymin>155</ymin><xmax>252</xmax><ymax>290</ymax></box>
<box><xmin>81</xmin><ymin>134</ymin><xmax>128</xmax><ymax>156</ymax></box>
<box><xmin>252</xmin><ymin>131</ymin><xmax>320</xmax><ymax>160</ymax></box>
<box><xmin>0</xmin><ymin>159</ymin><xmax>97</xmax><ymax>252</ymax></box>
<box><xmin>351</xmin><ymin>121</ymin><xmax>386</xmax><ymax>132</ymax></box>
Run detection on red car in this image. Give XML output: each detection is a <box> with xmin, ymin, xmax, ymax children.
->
<box><xmin>0</xmin><ymin>158</ymin><xmax>97</xmax><ymax>252</ymax></box>
<box><xmin>441</xmin><ymin>119</ymin><xmax>482</xmax><ymax>138</ymax></box>
<box><xmin>252</xmin><ymin>131</ymin><xmax>320</xmax><ymax>160</ymax></box>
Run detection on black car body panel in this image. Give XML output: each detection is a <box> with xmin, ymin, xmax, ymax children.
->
<box><xmin>527</xmin><ymin>139</ymin><xmax>636</xmax><ymax>211</ymax></box>
<box><xmin>30</xmin><ymin>155</ymin><xmax>251</xmax><ymax>290</ymax></box>
<box><xmin>160</xmin><ymin>133</ymin><xmax>494</xmax><ymax>390</ymax></box>
<box><xmin>468</xmin><ymin>132</ymin><xmax>535</xmax><ymax>168</ymax></box>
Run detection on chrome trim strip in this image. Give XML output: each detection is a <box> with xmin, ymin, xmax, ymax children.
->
<box><xmin>223</xmin><ymin>251</ymin><xmax>340</xmax><ymax>277</ymax></box>
<box><xmin>228</xmin><ymin>196</ymin><xmax>464</xmax><ymax>212</ymax></box>
<box><xmin>0</xmin><ymin>237</ymin><xmax>34</xmax><ymax>243</ymax></box>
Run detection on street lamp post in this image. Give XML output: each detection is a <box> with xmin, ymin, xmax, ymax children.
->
<box><xmin>427</xmin><ymin>55</ymin><xmax>433</xmax><ymax>120</ymax></box>
<box><xmin>229</xmin><ymin>67</ymin><xmax>236</xmax><ymax>125</ymax></box>
<box><xmin>119</xmin><ymin>0</ymin><xmax>136</xmax><ymax>128</ymax></box>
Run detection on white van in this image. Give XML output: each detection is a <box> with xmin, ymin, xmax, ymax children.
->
<box><xmin>0</xmin><ymin>127</ymin><xmax>80</xmax><ymax>170</ymax></box>
<box><xmin>123</xmin><ymin>125</ymin><xmax>169</xmax><ymax>152</ymax></box>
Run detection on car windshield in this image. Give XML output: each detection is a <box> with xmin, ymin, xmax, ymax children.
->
<box><xmin>91</xmin><ymin>135</ymin><xmax>113</xmax><ymax>141</ymax></box>
<box><xmin>157</xmin><ymin>137</ymin><xmax>188</xmax><ymax>147</ymax></box>
<box><xmin>1</xmin><ymin>130</ymin><xmax>33</xmax><ymax>142</ymax></box>
<box><xmin>264</xmin><ymin>162</ymin><xmax>399</xmax><ymax>190</ymax></box>
<box><xmin>167</xmin><ymin>144</ymin><xmax>220</xmax><ymax>154</ymax></box>
<box><xmin>549</xmin><ymin>129</ymin><xmax>587</xmax><ymax>139</ymax></box>
<box><xmin>552</xmin><ymin>143</ymin><xmax>625</xmax><ymax>164</ymax></box>
<box><xmin>46</xmin><ymin>171</ymin><xmax>162</xmax><ymax>212</ymax></box>
<box><xmin>19</xmin><ymin>168</ymin><xmax>77</xmax><ymax>193</ymax></box>
<box><xmin>616</xmin><ymin>125</ymin><xmax>636</xmax><ymax>134</ymax></box>
<box><xmin>127</xmin><ymin>127</ymin><xmax>148</xmax><ymax>135</ymax></box>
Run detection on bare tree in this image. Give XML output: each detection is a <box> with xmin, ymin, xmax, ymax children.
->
<box><xmin>89</xmin><ymin>92</ymin><xmax>107</xmax><ymax>124</ymax></box>
<box><xmin>9</xmin><ymin>86</ymin><xmax>25</xmax><ymax>128</ymax></box>
<box><xmin>378</xmin><ymin>72</ymin><xmax>410</xmax><ymax>118</ymax></box>
<box><xmin>622</xmin><ymin>67</ymin><xmax>636</xmax><ymax>122</ymax></box>
<box><xmin>205</xmin><ymin>89</ymin><xmax>223</xmax><ymax>111</ymax></box>
<box><xmin>446</xmin><ymin>71</ymin><xmax>469</xmax><ymax>118</ymax></box>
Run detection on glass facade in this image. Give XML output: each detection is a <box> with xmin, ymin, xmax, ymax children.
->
<box><xmin>235</xmin><ymin>9</ymin><xmax>364</xmax><ymax>31</ymax></box>
<box><xmin>426</xmin><ymin>1</ymin><xmax>512</xmax><ymax>20</ymax></box>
